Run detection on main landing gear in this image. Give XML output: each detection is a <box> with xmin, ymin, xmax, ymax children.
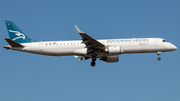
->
<box><xmin>157</xmin><ymin>52</ymin><xmax>162</xmax><ymax>60</ymax></box>
<box><xmin>91</xmin><ymin>54</ymin><xmax>97</xmax><ymax>67</ymax></box>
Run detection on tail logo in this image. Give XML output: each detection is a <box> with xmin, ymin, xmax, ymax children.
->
<box><xmin>9</xmin><ymin>30</ymin><xmax>25</xmax><ymax>41</ymax></box>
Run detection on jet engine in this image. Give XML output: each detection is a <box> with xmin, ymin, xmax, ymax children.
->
<box><xmin>105</xmin><ymin>46</ymin><xmax>121</xmax><ymax>55</ymax></box>
<box><xmin>100</xmin><ymin>55</ymin><xmax>119</xmax><ymax>63</ymax></box>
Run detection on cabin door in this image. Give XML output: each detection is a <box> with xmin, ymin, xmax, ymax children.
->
<box><xmin>154</xmin><ymin>39</ymin><xmax>159</xmax><ymax>47</ymax></box>
<box><xmin>39</xmin><ymin>43</ymin><xmax>43</xmax><ymax>51</ymax></box>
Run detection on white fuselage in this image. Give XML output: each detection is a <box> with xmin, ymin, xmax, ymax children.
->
<box><xmin>11</xmin><ymin>38</ymin><xmax>177</xmax><ymax>57</ymax></box>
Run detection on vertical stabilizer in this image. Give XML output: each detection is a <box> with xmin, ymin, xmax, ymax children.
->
<box><xmin>5</xmin><ymin>20</ymin><xmax>37</xmax><ymax>43</ymax></box>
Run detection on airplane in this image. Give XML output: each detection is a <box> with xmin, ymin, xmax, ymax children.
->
<box><xmin>3</xmin><ymin>20</ymin><xmax>177</xmax><ymax>67</ymax></box>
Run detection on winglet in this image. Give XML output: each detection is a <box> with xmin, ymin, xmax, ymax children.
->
<box><xmin>5</xmin><ymin>38</ymin><xmax>24</xmax><ymax>47</ymax></box>
<box><xmin>74</xmin><ymin>25</ymin><xmax>85</xmax><ymax>33</ymax></box>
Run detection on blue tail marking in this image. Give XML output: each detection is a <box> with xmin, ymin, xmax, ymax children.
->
<box><xmin>5</xmin><ymin>20</ymin><xmax>37</xmax><ymax>43</ymax></box>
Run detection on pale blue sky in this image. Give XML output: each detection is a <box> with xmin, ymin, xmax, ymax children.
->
<box><xmin>0</xmin><ymin>0</ymin><xmax>180</xmax><ymax>101</ymax></box>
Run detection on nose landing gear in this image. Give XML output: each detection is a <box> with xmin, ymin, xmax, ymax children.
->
<box><xmin>157</xmin><ymin>52</ymin><xmax>162</xmax><ymax>60</ymax></box>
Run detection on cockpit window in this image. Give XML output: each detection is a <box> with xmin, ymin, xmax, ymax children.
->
<box><xmin>162</xmin><ymin>40</ymin><xmax>168</xmax><ymax>42</ymax></box>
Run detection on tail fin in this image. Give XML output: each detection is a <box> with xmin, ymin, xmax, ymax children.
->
<box><xmin>5</xmin><ymin>20</ymin><xmax>37</xmax><ymax>43</ymax></box>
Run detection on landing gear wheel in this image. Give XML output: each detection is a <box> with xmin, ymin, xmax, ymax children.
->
<box><xmin>91</xmin><ymin>61</ymin><xmax>96</xmax><ymax>67</ymax></box>
<box><xmin>92</xmin><ymin>56</ymin><xmax>96</xmax><ymax>61</ymax></box>
<box><xmin>158</xmin><ymin>57</ymin><xmax>161</xmax><ymax>60</ymax></box>
<box><xmin>92</xmin><ymin>54</ymin><xmax>97</xmax><ymax>57</ymax></box>
<box><xmin>91</xmin><ymin>53</ymin><xmax>97</xmax><ymax>67</ymax></box>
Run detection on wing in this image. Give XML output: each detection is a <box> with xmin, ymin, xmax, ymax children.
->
<box><xmin>75</xmin><ymin>25</ymin><xmax>105</xmax><ymax>54</ymax></box>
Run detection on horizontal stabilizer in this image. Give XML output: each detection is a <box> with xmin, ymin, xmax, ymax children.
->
<box><xmin>5</xmin><ymin>38</ymin><xmax>24</xmax><ymax>47</ymax></box>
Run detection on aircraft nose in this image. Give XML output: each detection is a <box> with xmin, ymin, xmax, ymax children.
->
<box><xmin>171</xmin><ymin>44</ymin><xmax>177</xmax><ymax>50</ymax></box>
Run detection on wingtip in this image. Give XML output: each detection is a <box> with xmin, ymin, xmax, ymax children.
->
<box><xmin>74</xmin><ymin>25</ymin><xmax>85</xmax><ymax>33</ymax></box>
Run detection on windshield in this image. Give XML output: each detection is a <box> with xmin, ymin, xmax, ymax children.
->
<box><xmin>162</xmin><ymin>40</ymin><xmax>168</xmax><ymax>42</ymax></box>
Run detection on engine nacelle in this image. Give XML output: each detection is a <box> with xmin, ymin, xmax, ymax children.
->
<box><xmin>105</xmin><ymin>46</ymin><xmax>121</xmax><ymax>55</ymax></box>
<box><xmin>100</xmin><ymin>55</ymin><xmax>119</xmax><ymax>63</ymax></box>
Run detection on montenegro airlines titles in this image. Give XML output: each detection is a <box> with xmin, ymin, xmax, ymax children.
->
<box><xmin>4</xmin><ymin>21</ymin><xmax>177</xmax><ymax>67</ymax></box>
